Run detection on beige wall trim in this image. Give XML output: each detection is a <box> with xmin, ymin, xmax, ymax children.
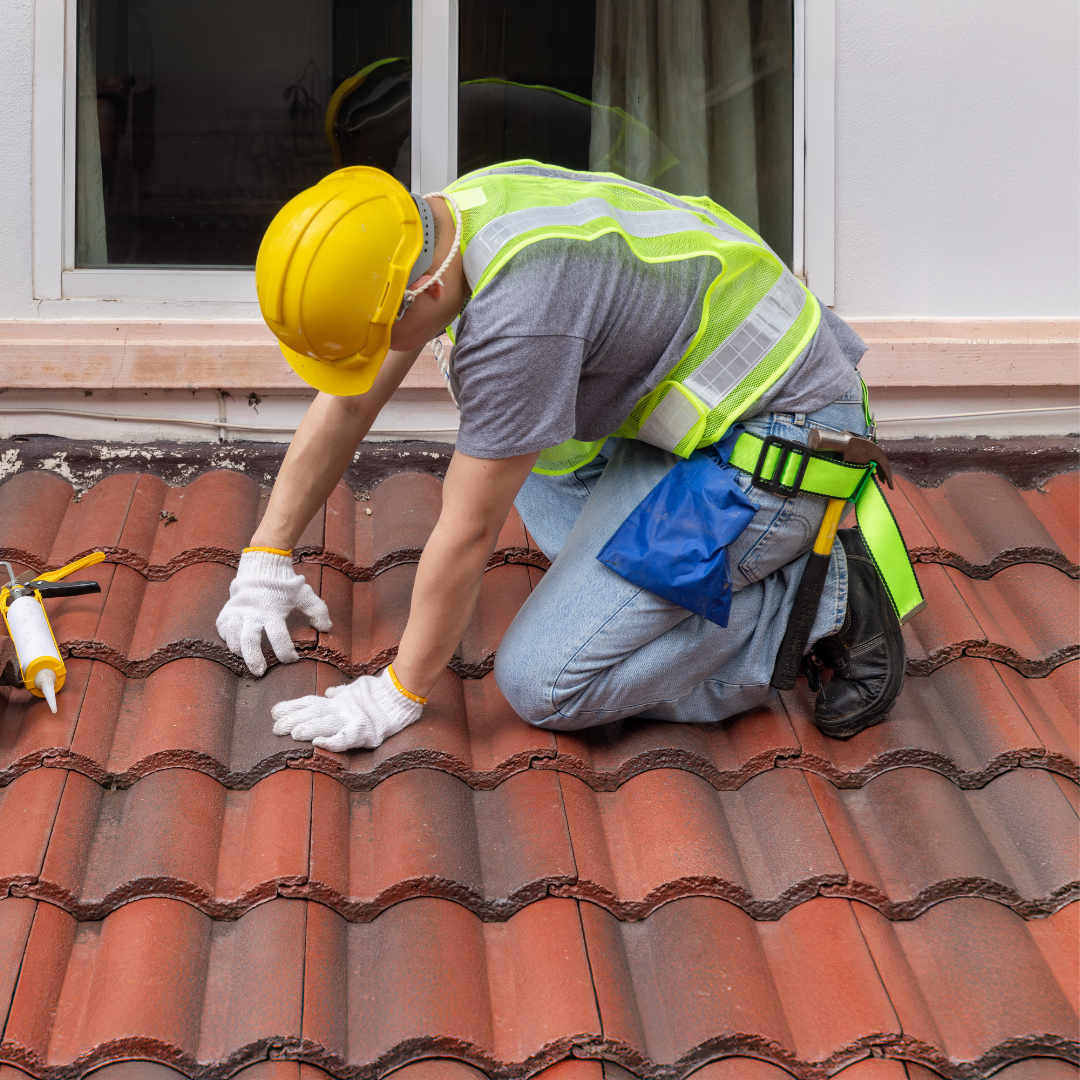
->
<box><xmin>850</xmin><ymin>317</ymin><xmax>1079</xmax><ymax>388</ymax></box>
<box><xmin>0</xmin><ymin>318</ymin><xmax>1076</xmax><ymax>391</ymax></box>
<box><xmin>0</xmin><ymin>320</ymin><xmax>444</xmax><ymax>391</ymax></box>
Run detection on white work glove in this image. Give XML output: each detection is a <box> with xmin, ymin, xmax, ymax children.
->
<box><xmin>271</xmin><ymin>667</ymin><xmax>424</xmax><ymax>751</ymax></box>
<box><xmin>216</xmin><ymin>548</ymin><xmax>332</xmax><ymax>676</ymax></box>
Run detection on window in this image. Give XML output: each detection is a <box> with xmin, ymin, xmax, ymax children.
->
<box><xmin>76</xmin><ymin>0</ymin><xmax>409</xmax><ymax>267</ymax></box>
<box><xmin>70</xmin><ymin>0</ymin><xmax>799</xmax><ymax>279</ymax></box>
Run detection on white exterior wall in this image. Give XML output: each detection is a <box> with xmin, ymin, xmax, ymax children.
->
<box><xmin>833</xmin><ymin>0</ymin><xmax>1079</xmax><ymax>318</ymax></box>
<box><xmin>0</xmin><ymin>0</ymin><xmax>1075</xmax><ymax>442</ymax></box>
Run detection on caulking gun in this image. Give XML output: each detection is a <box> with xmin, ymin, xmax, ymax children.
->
<box><xmin>0</xmin><ymin>552</ymin><xmax>105</xmax><ymax>713</ymax></box>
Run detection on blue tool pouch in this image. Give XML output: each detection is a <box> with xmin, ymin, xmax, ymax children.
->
<box><xmin>596</xmin><ymin>448</ymin><xmax>758</xmax><ymax>627</ymax></box>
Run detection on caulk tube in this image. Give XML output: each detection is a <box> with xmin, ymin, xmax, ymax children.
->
<box><xmin>3</xmin><ymin>593</ymin><xmax>66</xmax><ymax>712</ymax></box>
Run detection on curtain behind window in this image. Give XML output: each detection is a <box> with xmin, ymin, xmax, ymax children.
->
<box><xmin>591</xmin><ymin>0</ymin><xmax>792</xmax><ymax>264</ymax></box>
<box><xmin>76</xmin><ymin>0</ymin><xmax>108</xmax><ymax>265</ymax></box>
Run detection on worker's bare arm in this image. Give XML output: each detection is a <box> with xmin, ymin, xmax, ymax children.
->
<box><xmin>250</xmin><ymin>347</ymin><xmax>424</xmax><ymax>550</ymax></box>
<box><xmin>392</xmin><ymin>449</ymin><xmax>540</xmax><ymax>699</ymax></box>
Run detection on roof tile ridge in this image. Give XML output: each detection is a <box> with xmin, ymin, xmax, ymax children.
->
<box><xmin>296</xmin><ymin>544</ymin><xmax>551</xmax><ymax>581</ymax></box>
<box><xmin>283</xmin><ymin>870</ymin><xmax>576</xmax><ymax>922</ymax></box>
<box><xmin>54</xmin><ymin>639</ymin><xmax>502</xmax><ymax>681</ymax></box>
<box><xmin>576</xmin><ymin>1029</ymin><xmax>870</xmax><ymax>1080</ymax></box>
<box><xmin>532</xmin><ymin>744</ymin><xmax>798</xmax><ymax>792</ymax></box>
<box><xmin>286</xmin><ymin>745</ymin><xmax>553</xmax><ymax>791</ymax></box>
<box><xmin>1</xmin><ymin>1032</ymin><xmax>298</xmax><ymax>1080</ymax></box>
<box><xmin>5</xmin><ymin>1029</ymin><xmax>1076</xmax><ymax>1080</ymax></box>
<box><xmin>550</xmin><ymin>872</ymin><xmax>847</xmax><ymax>921</ymax></box>
<box><xmin>818</xmin><ymin>876</ymin><xmax>1080</xmax><ymax>920</ymax></box>
<box><xmin>959</xmin><ymin>643</ymin><xmax>1079</xmax><ymax>678</ymax></box>
<box><xmin>15</xmin><ymin>545</ymin><xmax>553</xmax><ymax>583</ymax></box>
<box><xmin>901</xmin><ymin>640</ymin><xmax>1080</xmax><ymax>678</ymax></box>
<box><xmin>31</xmin><ymin>746</ymin><xmax>310</xmax><ymax>791</ymax></box>
<box><xmin>11</xmin><ymin>872</ymin><xmax>309</xmax><ymax>922</ymax></box>
<box><xmin>910</xmin><ymin>545</ymin><xmax>1079</xmax><ymax>580</ymax></box>
<box><xmin>773</xmin><ymin>744</ymin><xmax>1075</xmax><ymax>789</ymax></box>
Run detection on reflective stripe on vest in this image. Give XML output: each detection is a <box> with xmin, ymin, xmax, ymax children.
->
<box><xmin>462</xmin><ymin>198</ymin><xmax>753</xmax><ymax>290</ymax></box>
<box><xmin>444</xmin><ymin>161</ymin><xmax>820</xmax><ymax>473</ymax></box>
<box><xmin>637</xmin><ymin>271</ymin><xmax>806</xmax><ymax>452</ymax></box>
<box><xmin>458</xmin><ymin>162</ymin><xmax>746</xmax><ymax>238</ymax></box>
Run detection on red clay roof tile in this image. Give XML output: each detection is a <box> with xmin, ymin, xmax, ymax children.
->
<box><xmin>555</xmin><ymin>768</ymin><xmax>846</xmax><ymax>918</ymax></box>
<box><xmin>887</xmin><ymin>473</ymin><xmax>1079</xmax><ymax>579</ymax></box>
<box><xmin>804</xmin><ymin>767</ymin><xmax>1078</xmax><ymax>917</ymax></box>
<box><xmin>0</xmin><ymin>769</ymin><xmax>66</xmax><ymax>895</ymax></box>
<box><xmin>781</xmin><ymin>658</ymin><xmax>1076</xmax><ymax>788</ymax></box>
<box><xmin>1023</xmin><ymin>472</ymin><xmax>1079</xmax><ymax>562</ymax></box>
<box><xmin>540</xmin><ymin>694</ymin><xmax>800</xmax><ymax>792</ymax></box>
<box><xmin>27</xmin><ymin>892</ymin><xmax>1070</xmax><ymax>1078</ymax></box>
<box><xmin>300</xmin><ymin>897</ymin><xmax>599</xmax><ymax>1074</ymax></box>
<box><xmin>7</xmin><ymin>763</ymin><xmax>1073</xmax><ymax>926</ymax></box>
<box><xmin>581</xmin><ymin>895</ymin><xmax>899</xmax><ymax>1074</ymax></box>
<box><xmin>302</xmin><ymin>768</ymin><xmax>575</xmax><ymax>919</ymax></box>
<box><xmin>901</xmin><ymin>562</ymin><xmax>1078</xmax><ymax>678</ymax></box>
<box><xmin>0</xmin><ymin>460</ymin><xmax>1076</xmax><ymax>1080</ymax></box>
<box><xmin>852</xmin><ymin>900</ymin><xmax>1078</xmax><ymax>1074</ymax></box>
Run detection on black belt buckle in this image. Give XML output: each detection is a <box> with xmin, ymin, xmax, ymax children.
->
<box><xmin>751</xmin><ymin>435</ymin><xmax>810</xmax><ymax>496</ymax></box>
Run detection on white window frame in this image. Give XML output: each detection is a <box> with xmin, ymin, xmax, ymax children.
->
<box><xmin>33</xmin><ymin>0</ymin><xmax>834</xmax><ymax>304</ymax></box>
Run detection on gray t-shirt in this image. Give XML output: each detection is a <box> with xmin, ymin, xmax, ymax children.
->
<box><xmin>450</xmin><ymin>232</ymin><xmax>864</xmax><ymax>460</ymax></box>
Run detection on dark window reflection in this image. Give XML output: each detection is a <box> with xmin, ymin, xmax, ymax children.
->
<box><xmin>78</xmin><ymin>0</ymin><xmax>409</xmax><ymax>267</ymax></box>
<box><xmin>457</xmin><ymin>0</ymin><xmax>793</xmax><ymax>266</ymax></box>
<box><xmin>458</xmin><ymin>0</ymin><xmax>596</xmax><ymax>175</ymax></box>
<box><xmin>78</xmin><ymin>0</ymin><xmax>792</xmax><ymax>269</ymax></box>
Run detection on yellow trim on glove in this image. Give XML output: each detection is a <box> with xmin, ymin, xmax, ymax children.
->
<box><xmin>387</xmin><ymin>663</ymin><xmax>428</xmax><ymax>705</ymax></box>
<box><xmin>243</xmin><ymin>546</ymin><xmax>293</xmax><ymax>557</ymax></box>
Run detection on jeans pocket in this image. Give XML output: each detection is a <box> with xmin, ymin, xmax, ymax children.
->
<box><xmin>802</xmin><ymin>396</ymin><xmax>871</xmax><ymax>437</ymax></box>
<box><xmin>732</xmin><ymin>488</ymin><xmax>819</xmax><ymax>586</ymax></box>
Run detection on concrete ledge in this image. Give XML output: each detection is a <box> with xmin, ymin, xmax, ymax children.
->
<box><xmin>849</xmin><ymin>318</ymin><xmax>1079</xmax><ymax>387</ymax></box>
<box><xmin>0</xmin><ymin>318</ymin><xmax>1076</xmax><ymax>390</ymax></box>
<box><xmin>0</xmin><ymin>320</ymin><xmax>445</xmax><ymax>391</ymax></box>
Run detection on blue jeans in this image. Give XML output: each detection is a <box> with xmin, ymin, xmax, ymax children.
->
<box><xmin>494</xmin><ymin>387</ymin><xmax>872</xmax><ymax>730</ymax></box>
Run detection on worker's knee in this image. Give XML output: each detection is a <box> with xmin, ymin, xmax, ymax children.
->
<box><xmin>492</xmin><ymin>634</ymin><xmax>559</xmax><ymax>727</ymax></box>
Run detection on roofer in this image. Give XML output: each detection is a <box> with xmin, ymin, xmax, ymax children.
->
<box><xmin>215</xmin><ymin>162</ymin><xmax>923</xmax><ymax>752</ymax></box>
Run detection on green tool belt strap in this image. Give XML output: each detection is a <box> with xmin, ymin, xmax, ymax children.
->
<box><xmin>728</xmin><ymin>432</ymin><xmax>926</xmax><ymax>623</ymax></box>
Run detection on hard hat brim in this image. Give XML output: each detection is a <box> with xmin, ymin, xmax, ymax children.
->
<box><xmin>280</xmin><ymin>342</ymin><xmax>383</xmax><ymax>397</ymax></box>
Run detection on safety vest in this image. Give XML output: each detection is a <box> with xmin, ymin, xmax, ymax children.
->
<box><xmin>442</xmin><ymin>161</ymin><xmax>925</xmax><ymax>623</ymax></box>
<box><xmin>444</xmin><ymin>160</ymin><xmax>821</xmax><ymax>475</ymax></box>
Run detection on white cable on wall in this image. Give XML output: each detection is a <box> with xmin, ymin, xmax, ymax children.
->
<box><xmin>0</xmin><ymin>403</ymin><xmax>1072</xmax><ymax>436</ymax></box>
<box><xmin>0</xmin><ymin>406</ymin><xmax>458</xmax><ymax>437</ymax></box>
<box><xmin>874</xmin><ymin>405</ymin><xmax>1078</xmax><ymax>423</ymax></box>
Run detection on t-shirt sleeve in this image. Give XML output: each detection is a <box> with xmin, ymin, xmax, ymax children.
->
<box><xmin>452</xmin><ymin>331</ymin><xmax>588</xmax><ymax>459</ymax></box>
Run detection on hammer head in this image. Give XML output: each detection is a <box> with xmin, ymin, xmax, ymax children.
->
<box><xmin>808</xmin><ymin>429</ymin><xmax>894</xmax><ymax>489</ymax></box>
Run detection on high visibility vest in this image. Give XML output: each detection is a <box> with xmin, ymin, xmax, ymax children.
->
<box><xmin>444</xmin><ymin>160</ymin><xmax>822</xmax><ymax>475</ymax></box>
<box><xmin>441</xmin><ymin>161</ymin><xmax>925</xmax><ymax>623</ymax></box>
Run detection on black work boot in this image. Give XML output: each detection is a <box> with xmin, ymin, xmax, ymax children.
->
<box><xmin>810</xmin><ymin>528</ymin><xmax>905</xmax><ymax>738</ymax></box>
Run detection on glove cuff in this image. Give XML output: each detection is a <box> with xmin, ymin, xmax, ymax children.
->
<box><xmin>236</xmin><ymin>547</ymin><xmax>298</xmax><ymax>583</ymax></box>
<box><xmin>387</xmin><ymin>663</ymin><xmax>428</xmax><ymax>704</ymax></box>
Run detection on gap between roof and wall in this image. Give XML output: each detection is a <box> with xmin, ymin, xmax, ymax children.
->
<box><xmin>0</xmin><ymin>318</ymin><xmax>1076</xmax><ymax>443</ymax></box>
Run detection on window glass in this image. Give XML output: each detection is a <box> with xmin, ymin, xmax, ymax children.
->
<box><xmin>457</xmin><ymin>0</ymin><xmax>793</xmax><ymax>265</ymax></box>
<box><xmin>76</xmin><ymin>0</ymin><xmax>409</xmax><ymax>267</ymax></box>
<box><xmin>77</xmin><ymin>0</ymin><xmax>793</xmax><ymax>270</ymax></box>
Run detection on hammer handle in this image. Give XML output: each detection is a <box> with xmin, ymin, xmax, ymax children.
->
<box><xmin>770</xmin><ymin>496</ymin><xmax>847</xmax><ymax>691</ymax></box>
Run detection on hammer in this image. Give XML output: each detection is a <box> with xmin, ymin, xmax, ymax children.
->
<box><xmin>770</xmin><ymin>430</ymin><xmax>893</xmax><ymax>691</ymax></box>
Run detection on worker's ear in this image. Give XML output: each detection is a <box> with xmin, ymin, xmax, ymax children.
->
<box><xmin>410</xmin><ymin>274</ymin><xmax>442</xmax><ymax>302</ymax></box>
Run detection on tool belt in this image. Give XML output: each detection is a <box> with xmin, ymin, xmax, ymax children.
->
<box><xmin>726</xmin><ymin>432</ymin><xmax>926</xmax><ymax>623</ymax></box>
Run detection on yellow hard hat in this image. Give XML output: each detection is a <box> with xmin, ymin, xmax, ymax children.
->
<box><xmin>255</xmin><ymin>167</ymin><xmax>435</xmax><ymax>396</ymax></box>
